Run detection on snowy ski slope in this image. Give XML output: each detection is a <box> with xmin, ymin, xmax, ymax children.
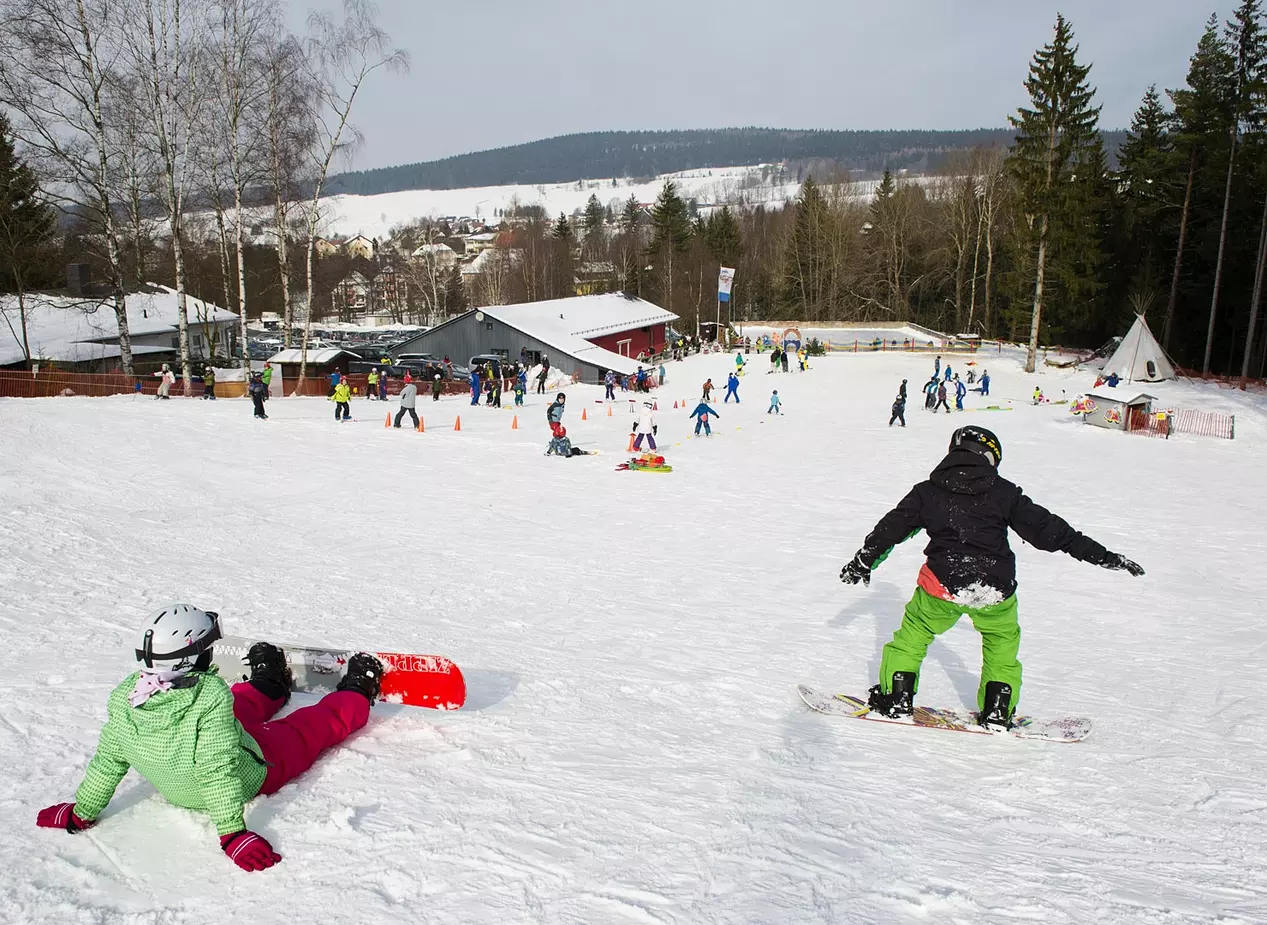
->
<box><xmin>2</xmin><ymin>352</ymin><xmax>1265</xmax><ymax>924</ymax></box>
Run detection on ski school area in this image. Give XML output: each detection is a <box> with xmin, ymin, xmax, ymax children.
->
<box><xmin>3</xmin><ymin>342</ymin><xmax>1266</xmax><ymax>924</ymax></box>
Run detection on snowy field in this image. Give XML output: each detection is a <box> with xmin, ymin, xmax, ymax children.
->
<box><xmin>3</xmin><ymin>351</ymin><xmax>1267</xmax><ymax>924</ymax></box>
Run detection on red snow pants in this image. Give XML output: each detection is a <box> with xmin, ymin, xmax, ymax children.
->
<box><xmin>231</xmin><ymin>683</ymin><xmax>369</xmax><ymax>795</ymax></box>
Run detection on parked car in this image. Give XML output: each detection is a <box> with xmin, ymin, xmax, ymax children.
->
<box><xmin>469</xmin><ymin>354</ymin><xmax>513</xmax><ymax>380</ymax></box>
<box><xmin>397</xmin><ymin>353</ymin><xmax>469</xmax><ymax>379</ymax></box>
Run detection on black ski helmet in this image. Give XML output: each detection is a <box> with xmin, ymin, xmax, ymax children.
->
<box><xmin>950</xmin><ymin>426</ymin><xmax>1002</xmax><ymax>467</ymax></box>
<box><xmin>556</xmin><ymin>392</ymin><xmax>566</xmax><ymax>402</ymax></box>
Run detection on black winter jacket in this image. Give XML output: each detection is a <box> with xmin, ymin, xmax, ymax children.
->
<box><xmin>859</xmin><ymin>449</ymin><xmax>1110</xmax><ymax>599</ymax></box>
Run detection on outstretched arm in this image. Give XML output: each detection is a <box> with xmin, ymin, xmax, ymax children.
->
<box><xmin>1009</xmin><ymin>489</ymin><xmax>1144</xmax><ymax>575</ymax></box>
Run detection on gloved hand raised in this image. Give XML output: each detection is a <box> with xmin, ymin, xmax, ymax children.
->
<box><xmin>36</xmin><ymin>802</ymin><xmax>93</xmax><ymax>833</ymax></box>
<box><xmin>1101</xmin><ymin>552</ymin><xmax>1145</xmax><ymax>576</ymax></box>
<box><xmin>221</xmin><ymin>830</ymin><xmax>282</xmax><ymax>872</ymax></box>
<box><xmin>840</xmin><ymin>553</ymin><xmax>871</xmax><ymax>587</ymax></box>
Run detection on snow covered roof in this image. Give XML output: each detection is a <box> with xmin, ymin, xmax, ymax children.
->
<box><xmin>480</xmin><ymin>294</ymin><xmax>678</xmax><ymax>376</ymax></box>
<box><xmin>0</xmin><ymin>287</ymin><xmax>236</xmax><ymax>366</ymax></box>
<box><xmin>411</xmin><ymin>243</ymin><xmax>456</xmax><ymax>258</ymax></box>
<box><xmin>268</xmin><ymin>348</ymin><xmax>361</xmax><ymax>364</ymax></box>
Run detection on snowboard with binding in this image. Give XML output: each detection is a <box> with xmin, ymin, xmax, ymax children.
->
<box><xmin>213</xmin><ymin>634</ymin><xmax>465</xmax><ymax>709</ymax></box>
<box><xmin>796</xmin><ymin>684</ymin><xmax>1090</xmax><ymax>742</ymax></box>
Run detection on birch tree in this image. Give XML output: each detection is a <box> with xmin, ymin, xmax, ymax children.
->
<box><xmin>124</xmin><ymin>0</ymin><xmax>210</xmax><ymax>393</ymax></box>
<box><xmin>296</xmin><ymin>0</ymin><xmax>409</xmax><ymax>390</ymax></box>
<box><xmin>0</xmin><ymin>0</ymin><xmax>136</xmax><ymax>373</ymax></box>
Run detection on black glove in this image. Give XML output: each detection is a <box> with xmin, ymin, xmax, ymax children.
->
<box><xmin>652</xmin><ymin>425</ymin><xmax>657</xmax><ymax>435</ymax></box>
<box><xmin>840</xmin><ymin>553</ymin><xmax>871</xmax><ymax>586</ymax></box>
<box><xmin>1101</xmin><ymin>552</ymin><xmax>1145</xmax><ymax>576</ymax></box>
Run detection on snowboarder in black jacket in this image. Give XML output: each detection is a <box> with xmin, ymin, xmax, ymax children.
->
<box><xmin>889</xmin><ymin>395</ymin><xmax>906</xmax><ymax>427</ymax></box>
<box><xmin>839</xmin><ymin>426</ymin><xmax>1143</xmax><ymax>728</ymax></box>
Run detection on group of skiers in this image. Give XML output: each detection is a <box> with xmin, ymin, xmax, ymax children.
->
<box><xmin>914</xmin><ymin>357</ymin><xmax>990</xmax><ymax>416</ymax></box>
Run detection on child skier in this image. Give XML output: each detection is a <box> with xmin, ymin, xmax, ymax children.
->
<box><xmin>331</xmin><ymin>379</ymin><xmax>352</xmax><ymax>421</ymax></box>
<box><xmin>432</xmin><ymin>372</ymin><xmax>443</xmax><ymax>402</ymax></box>
<box><xmin>924</xmin><ymin>378</ymin><xmax>938</xmax><ymax>410</ymax></box>
<box><xmin>688</xmin><ymin>400</ymin><xmax>719</xmax><ymax>436</ymax></box>
<box><xmin>839</xmin><ymin>426</ymin><xmax>1144</xmax><ymax>728</ymax></box>
<box><xmin>768</xmin><ymin>390</ymin><xmax>782</xmax><ymax>414</ymax></box>
<box><xmin>1033</xmin><ymin>386</ymin><xmax>1046</xmax><ymax>404</ymax></box>
<box><xmin>632</xmin><ymin>400</ymin><xmax>658</xmax><ymax>450</ymax></box>
<box><xmin>513</xmin><ymin>376</ymin><xmax>526</xmax><ymax>406</ymax></box>
<box><xmin>725</xmin><ymin>372</ymin><xmax>741</xmax><ymax>403</ymax></box>
<box><xmin>367</xmin><ymin>368</ymin><xmax>379</xmax><ymax>401</ymax></box>
<box><xmin>394</xmin><ymin>379</ymin><xmax>419</xmax><ymax>429</ymax></box>
<box><xmin>545</xmin><ymin>392</ymin><xmax>588</xmax><ymax>456</ymax></box>
<box><xmin>889</xmin><ymin>394</ymin><xmax>906</xmax><ymax>427</ymax></box>
<box><xmin>202</xmin><ymin>366</ymin><xmax>216</xmax><ymax>400</ymax></box>
<box><xmin>702</xmin><ymin>378</ymin><xmax>714</xmax><ymax>401</ymax></box>
<box><xmin>248</xmin><ymin>373</ymin><xmax>268</xmax><ymax>419</ymax></box>
<box><xmin>154</xmin><ymin>364</ymin><xmax>175</xmax><ymax>399</ymax></box>
<box><xmin>35</xmin><ymin>604</ymin><xmax>384</xmax><ymax>871</ymax></box>
<box><xmin>604</xmin><ymin>370</ymin><xmax>616</xmax><ymax>400</ymax></box>
<box><xmin>980</xmin><ymin>370</ymin><xmax>990</xmax><ymax>396</ymax></box>
<box><xmin>954</xmin><ymin>375</ymin><xmax>967</xmax><ymax>411</ymax></box>
<box><xmin>933</xmin><ymin>381</ymin><xmax>951</xmax><ymax>413</ymax></box>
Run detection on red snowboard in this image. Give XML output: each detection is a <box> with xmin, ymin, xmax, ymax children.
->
<box><xmin>213</xmin><ymin>634</ymin><xmax>466</xmax><ymax>710</ymax></box>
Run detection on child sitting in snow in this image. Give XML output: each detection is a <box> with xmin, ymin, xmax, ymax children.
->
<box><xmin>35</xmin><ymin>604</ymin><xmax>384</xmax><ymax>872</ymax></box>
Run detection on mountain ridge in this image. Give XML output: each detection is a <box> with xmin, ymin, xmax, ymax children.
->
<box><xmin>328</xmin><ymin>127</ymin><xmax>1130</xmax><ymax>198</ymax></box>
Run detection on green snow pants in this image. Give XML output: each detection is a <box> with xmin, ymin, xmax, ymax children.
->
<box><xmin>879</xmin><ymin>587</ymin><xmax>1022</xmax><ymax>712</ymax></box>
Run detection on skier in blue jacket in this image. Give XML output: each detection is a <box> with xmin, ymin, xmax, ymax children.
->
<box><xmin>954</xmin><ymin>376</ymin><xmax>967</xmax><ymax>411</ymax></box>
<box><xmin>688</xmin><ymin>401</ymin><xmax>719</xmax><ymax>436</ymax></box>
<box><xmin>724</xmin><ymin>372</ymin><xmax>740</xmax><ymax>403</ymax></box>
<box><xmin>469</xmin><ymin>369</ymin><xmax>481</xmax><ymax>406</ymax></box>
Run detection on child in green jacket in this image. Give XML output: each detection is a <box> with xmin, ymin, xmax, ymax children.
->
<box><xmin>36</xmin><ymin>604</ymin><xmax>384</xmax><ymax>872</ymax></box>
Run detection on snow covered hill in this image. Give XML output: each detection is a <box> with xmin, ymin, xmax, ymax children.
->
<box><xmin>3</xmin><ymin>353</ymin><xmax>1266</xmax><ymax>924</ymax></box>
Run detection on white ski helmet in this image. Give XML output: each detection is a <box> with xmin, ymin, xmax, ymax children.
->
<box><xmin>135</xmin><ymin>603</ymin><xmax>221</xmax><ymax>669</ymax></box>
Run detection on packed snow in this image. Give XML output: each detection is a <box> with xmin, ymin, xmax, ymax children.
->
<box><xmin>2</xmin><ymin>349</ymin><xmax>1266</xmax><ymax>924</ymax></box>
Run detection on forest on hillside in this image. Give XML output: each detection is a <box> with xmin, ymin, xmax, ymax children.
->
<box><xmin>329</xmin><ymin>128</ymin><xmax>1133</xmax><ymax>196</ymax></box>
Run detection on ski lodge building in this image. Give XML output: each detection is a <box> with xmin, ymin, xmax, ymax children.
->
<box><xmin>390</xmin><ymin>294</ymin><xmax>678</xmax><ymax>381</ymax></box>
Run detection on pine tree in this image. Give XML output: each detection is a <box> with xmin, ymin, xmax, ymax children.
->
<box><xmin>704</xmin><ymin>205</ymin><xmax>742</xmax><ymax>268</ymax></box>
<box><xmin>1117</xmin><ymin>85</ymin><xmax>1176</xmax><ymax>299</ymax></box>
<box><xmin>0</xmin><ymin>113</ymin><xmax>58</xmax><ymax>368</ymax></box>
<box><xmin>444</xmin><ymin>264</ymin><xmax>467</xmax><ymax>315</ymax></box>
<box><xmin>647</xmin><ymin>181</ymin><xmax>693</xmax><ymax>315</ymax></box>
<box><xmin>581</xmin><ymin>194</ymin><xmax>605</xmax><ymax>254</ymax></box>
<box><xmin>1007</xmin><ymin>13</ymin><xmax>1105</xmax><ymax>372</ymax></box>
<box><xmin>552</xmin><ymin>213</ymin><xmax>573</xmax><ymax>241</ymax></box>
<box><xmin>620</xmin><ymin>195</ymin><xmax>642</xmax><ymax>234</ymax></box>
<box><xmin>1167</xmin><ymin>16</ymin><xmax>1237</xmax><ymax>352</ymax></box>
<box><xmin>1204</xmin><ymin>0</ymin><xmax>1266</xmax><ymax>373</ymax></box>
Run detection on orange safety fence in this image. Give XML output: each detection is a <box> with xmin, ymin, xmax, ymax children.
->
<box><xmin>1127</xmin><ymin>407</ymin><xmax>1235</xmax><ymax>440</ymax></box>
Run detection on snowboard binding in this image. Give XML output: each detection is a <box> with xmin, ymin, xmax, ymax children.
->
<box><xmin>244</xmin><ymin>642</ymin><xmax>294</xmax><ymax>704</ymax></box>
<box><xmin>977</xmin><ymin>681</ymin><xmax>1015</xmax><ymax>731</ymax></box>
<box><xmin>337</xmin><ymin>653</ymin><xmax>385</xmax><ymax>703</ymax></box>
<box><xmin>867</xmin><ymin>671</ymin><xmax>916</xmax><ymax>719</ymax></box>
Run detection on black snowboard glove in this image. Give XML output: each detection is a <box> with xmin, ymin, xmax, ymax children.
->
<box><xmin>652</xmin><ymin>425</ymin><xmax>658</xmax><ymax>435</ymax></box>
<box><xmin>1101</xmin><ymin>552</ymin><xmax>1145</xmax><ymax>576</ymax></box>
<box><xmin>840</xmin><ymin>553</ymin><xmax>871</xmax><ymax>587</ymax></box>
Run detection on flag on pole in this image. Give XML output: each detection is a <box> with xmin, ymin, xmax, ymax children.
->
<box><xmin>717</xmin><ymin>266</ymin><xmax>736</xmax><ymax>303</ymax></box>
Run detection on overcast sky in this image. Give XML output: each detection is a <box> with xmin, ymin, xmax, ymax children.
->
<box><xmin>290</xmin><ymin>0</ymin><xmax>1226</xmax><ymax>172</ymax></box>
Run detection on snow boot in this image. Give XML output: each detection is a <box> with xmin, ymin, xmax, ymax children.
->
<box><xmin>978</xmin><ymin>681</ymin><xmax>1014</xmax><ymax>730</ymax></box>
<box><xmin>867</xmin><ymin>670</ymin><xmax>916</xmax><ymax>718</ymax></box>
<box><xmin>337</xmin><ymin>652</ymin><xmax>384</xmax><ymax>703</ymax></box>
<box><xmin>245</xmin><ymin>642</ymin><xmax>293</xmax><ymax>704</ymax></box>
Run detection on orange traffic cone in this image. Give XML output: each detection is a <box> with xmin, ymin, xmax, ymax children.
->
<box><xmin>511</xmin><ymin>415</ymin><xmax>518</xmax><ymax>430</ymax></box>
<box><xmin>627</xmin><ymin>433</ymin><xmax>636</xmax><ymax>452</ymax></box>
<box><xmin>673</xmin><ymin>400</ymin><xmax>678</xmax><ymax>409</ymax></box>
<box><xmin>652</xmin><ymin>401</ymin><xmax>658</xmax><ymax>411</ymax></box>
<box><xmin>454</xmin><ymin>415</ymin><xmax>461</xmax><ymax>432</ymax></box>
<box><xmin>607</xmin><ymin>405</ymin><xmax>613</xmax><ymax>417</ymax></box>
<box><xmin>581</xmin><ymin>407</ymin><xmax>588</xmax><ymax>420</ymax></box>
<box><xmin>384</xmin><ymin>412</ymin><xmax>391</xmax><ymax>428</ymax></box>
<box><xmin>417</xmin><ymin>417</ymin><xmax>424</xmax><ymax>433</ymax></box>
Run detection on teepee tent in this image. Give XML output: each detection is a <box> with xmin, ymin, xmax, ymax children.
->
<box><xmin>1101</xmin><ymin>314</ymin><xmax>1175</xmax><ymax>383</ymax></box>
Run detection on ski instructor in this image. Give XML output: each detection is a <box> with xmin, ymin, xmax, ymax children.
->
<box><xmin>35</xmin><ymin>604</ymin><xmax>385</xmax><ymax>872</ymax></box>
<box><xmin>838</xmin><ymin>426</ymin><xmax>1144</xmax><ymax>730</ymax></box>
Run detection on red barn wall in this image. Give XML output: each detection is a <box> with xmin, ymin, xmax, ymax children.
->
<box><xmin>586</xmin><ymin>324</ymin><xmax>666</xmax><ymax>358</ymax></box>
